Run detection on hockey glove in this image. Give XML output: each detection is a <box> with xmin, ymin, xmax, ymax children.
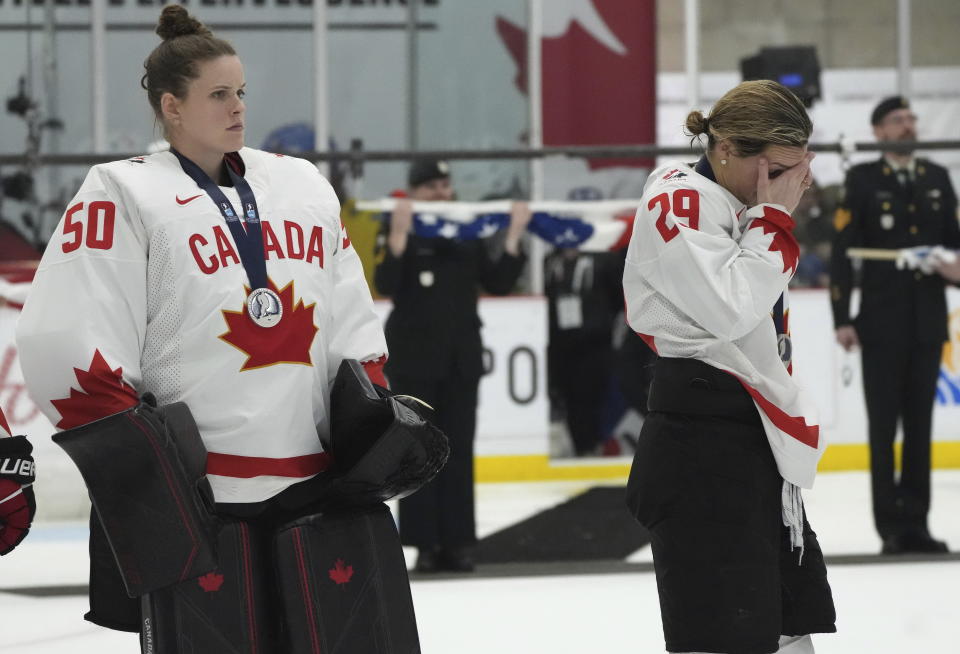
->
<box><xmin>319</xmin><ymin>359</ymin><xmax>450</xmax><ymax>507</ymax></box>
<box><xmin>0</xmin><ymin>435</ymin><xmax>36</xmax><ymax>555</ymax></box>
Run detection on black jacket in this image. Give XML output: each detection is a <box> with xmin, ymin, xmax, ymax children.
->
<box><xmin>830</xmin><ymin>157</ymin><xmax>960</xmax><ymax>344</ymax></box>
<box><xmin>543</xmin><ymin>249</ymin><xmax>625</xmax><ymax>348</ymax></box>
<box><xmin>374</xmin><ymin>229</ymin><xmax>526</xmax><ymax>380</ymax></box>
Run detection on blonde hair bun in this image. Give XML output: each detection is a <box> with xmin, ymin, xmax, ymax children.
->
<box><xmin>684</xmin><ymin>110</ymin><xmax>710</xmax><ymax>137</ymax></box>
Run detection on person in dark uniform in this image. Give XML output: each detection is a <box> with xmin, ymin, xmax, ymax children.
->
<box><xmin>544</xmin><ymin>247</ymin><xmax>624</xmax><ymax>456</ymax></box>
<box><xmin>374</xmin><ymin>159</ymin><xmax>530</xmax><ymax>572</ymax></box>
<box><xmin>830</xmin><ymin>96</ymin><xmax>959</xmax><ymax>555</ymax></box>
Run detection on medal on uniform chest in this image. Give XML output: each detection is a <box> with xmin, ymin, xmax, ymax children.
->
<box><xmin>881</xmin><ymin>214</ymin><xmax>895</xmax><ymax>230</ymax></box>
<box><xmin>778</xmin><ymin>334</ymin><xmax>792</xmax><ymax>366</ymax></box>
<box><xmin>247</xmin><ymin>287</ymin><xmax>283</xmax><ymax>328</ymax></box>
<box><xmin>419</xmin><ymin>270</ymin><xmax>435</xmax><ymax>287</ymax></box>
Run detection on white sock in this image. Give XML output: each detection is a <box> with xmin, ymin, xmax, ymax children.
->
<box><xmin>672</xmin><ymin>634</ymin><xmax>814</xmax><ymax>654</ymax></box>
<box><xmin>777</xmin><ymin>634</ymin><xmax>814</xmax><ymax>653</ymax></box>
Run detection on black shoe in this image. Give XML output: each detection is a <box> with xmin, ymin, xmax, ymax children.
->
<box><xmin>881</xmin><ymin>534</ymin><xmax>907</xmax><ymax>555</ymax></box>
<box><xmin>882</xmin><ymin>531</ymin><xmax>949</xmax><ymax>555</ymax></box>
<box><xmin>438</xmin><ymin>546</ymin><xmax>476</xmax><ymax>572</ymax></box>
<box><xmin>415</xmin><ymin>548</ymin><xmax>442</xmax><ymax>573</ymax></box>
<box><xmin>902</xmin><ymin>529</ymin><xmax>949</xmax><ymax>554</ymax></box>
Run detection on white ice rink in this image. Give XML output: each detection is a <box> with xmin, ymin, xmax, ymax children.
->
<box><xmin>2</xmin><ymin>470</ymin><xmax>959</xmax><ymax>653</ymax></box>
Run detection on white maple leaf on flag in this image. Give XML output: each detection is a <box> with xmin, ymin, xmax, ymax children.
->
<box><xmin>542</xmin><ymin>0</ymin><xmax>627</xmax><ymax>56</ymax></box>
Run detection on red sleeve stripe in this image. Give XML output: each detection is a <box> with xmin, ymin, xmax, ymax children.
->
<box><xmin>206</xmin><ymin>452</ymin><xmax>332</xmax><ymax>479</ymax></box>
<box><xmin>733</xmin><ymin>376</ymin><xmax>819</xmax><ymax>449</ymax></box>
<box><xmin>0</xmin><ymin>408</ymin><xmax>11</xmax><ymax>438</ymax></box>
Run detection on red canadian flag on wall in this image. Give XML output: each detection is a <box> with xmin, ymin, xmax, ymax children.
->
<box><xmin>496</xmin><ymin>0</ymin><xmax>657</xmax><ymax>169</ymax></box>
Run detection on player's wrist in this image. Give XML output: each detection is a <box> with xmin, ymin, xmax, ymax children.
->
<box><xmin>387</xmin><ymin>234</ymin><xmax>408</xmax><ymax>257</ymax></box>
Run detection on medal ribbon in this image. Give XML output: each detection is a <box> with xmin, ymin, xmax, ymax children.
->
<box><xmin>171</xmin><ymin>148</ymin><xmax>268</xmax><ymax>291</ymax></box>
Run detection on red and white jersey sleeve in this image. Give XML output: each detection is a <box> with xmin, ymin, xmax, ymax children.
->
<box><xmin>16</xmin><ymin>165</ymin><xmax>145</xmax><ymax>430</ymax></box>
<box><xmin>326</xmin><ymin>202</ymin><xmax>387</xmax><ymax>389</ymax></box>
<box><xmin>17</xmin><ymin>149</ymin><xmax>388</xmax><ymax>503</ymax></box>
<box><xmin>623</xmin><ymin>162</ymin><xmax>824</xmax><ymax>488</ymax></box>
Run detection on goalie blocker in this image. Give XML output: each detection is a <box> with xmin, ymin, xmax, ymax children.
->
<box><xmin>53</xmin><ymin>398</ymin><xmax>218</xmax><ymax>599</ymax></box>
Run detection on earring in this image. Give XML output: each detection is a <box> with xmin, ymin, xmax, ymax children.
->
<box><xmin>720</xmin><ymin>159</ymin><xmax>728</xmax><ymax>165</ymax></box>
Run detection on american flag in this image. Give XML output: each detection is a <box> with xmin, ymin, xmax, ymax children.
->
<box><xmin>358</xmin><ymin>199</ymin><xmax>638</xmax><ymax>252</ymax></box>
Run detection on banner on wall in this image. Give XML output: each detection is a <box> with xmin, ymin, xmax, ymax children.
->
<box><xmin>373</xmin><ymin>296</ymin><xmax>549</xmax><ymax>457</ymax></box>
<box><xmin>0</xmin><ymin>1</ymin><xmax>442</xmax><ymax>23</ymax></box>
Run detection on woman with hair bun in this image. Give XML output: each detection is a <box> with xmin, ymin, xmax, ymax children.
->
<box><xmin>623</xmin><ymin>80</ymin><xmax>837</xmax><ymax>653</ymax></box>
<box><xmin>18</xmin><ymin>6</ymin><xmax>430</xmax><ymax>652</ymax></box>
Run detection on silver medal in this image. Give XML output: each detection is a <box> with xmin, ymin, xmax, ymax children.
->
<box><xmin>247</xmin><ymin>287</ymin><xmax>283</xmax><ymax>328</ymax></box>
<box><xmin>880</xmin><ymin>214</ymin><xmax>895</xmax><ymax>230</ymax></box>
<box><xmin>778</xmin><ymin>334</ymin><xmax>792</xmax><ymax>366</ymax></box>
<box><xmin>419</xmin><ymin>270</ymin><xmax>435</xmax><ymax>287</ymax></box>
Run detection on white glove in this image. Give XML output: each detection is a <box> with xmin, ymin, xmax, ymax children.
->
<box><xmin>927</xmin><ymin>245</ymin><xmax>958</xmax><ymax>269</ymax></box>
<box><xmin>895</xmin><ymin>246</ymin><xmax>958</xmax><ymax>275</ymax></box>
<box><xmin>895</xmin><ymin>246</ymin><xmax>926</xmax><ymax>271</ymax></box>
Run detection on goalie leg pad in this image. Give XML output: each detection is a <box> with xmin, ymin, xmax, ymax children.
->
<box><xmin>53</xmin><ymin>401</ymin><xmax>217</xmax><ymax>597</ymax></box>
<box><xmin>275</xmin><ymin>503</ymin><xmax>421</xmax><ymax>654</ymax></box>
<box><xmin>141</xmin><ymin>520</ymin><xmax>274</xmax><ymax>654</ymax></box>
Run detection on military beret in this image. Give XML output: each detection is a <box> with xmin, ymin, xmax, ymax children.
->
<box><xmin>408</xmin><ymin>159</ymin><xmax>451</xmax><ymax>188</ymax></box>
<box><xmin>871</xmin><ymin>96</ymin><xmax>911</xmax><ymax>125</ymax></box>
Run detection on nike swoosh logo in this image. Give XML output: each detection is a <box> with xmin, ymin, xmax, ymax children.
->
<box><xmin>176</xmin><ymin>194</ymin><xmax>202</xmax><ymax>205</ymax></box>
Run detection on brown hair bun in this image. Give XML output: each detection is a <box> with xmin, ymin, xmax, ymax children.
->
<box><xmin>156</xmin><ymin>5</ymin><xmax>212</xmax><ymax>41</ymax></box>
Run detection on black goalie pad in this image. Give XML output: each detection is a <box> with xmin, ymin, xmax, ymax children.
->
<box><xmin>319</xmin><ymin>359</ymin><xmax>449</xmax><ymax>506</ymax></box>
<box><xmin>275</xmin><ymin>504</ymin><xmax>421</xmax><ymax>654</ymax></box>
<box><xmin>53</xmin><ymin>398</ymin><xmax>218</xmax><ymax>597</ymax></box>
<box><xmin>141</xmin><ymin>521</ymin><xmax>273</xmax><ymax>654</ymax></box>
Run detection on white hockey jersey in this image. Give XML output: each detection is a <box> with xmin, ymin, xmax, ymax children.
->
<box><xmin>17</xmin><ymin>148</ymin><xmax>387</xmax><ymax>503</ymax></box>
<box><xmin>624</xmin><ymin>161</ymin><xmax>825</xmax><ymax>489</ymax></box>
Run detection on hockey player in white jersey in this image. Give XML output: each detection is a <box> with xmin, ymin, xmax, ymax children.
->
<box><xmin>0</xmin><ymin>405</ymin><xmax>36</xmax><ymax>555</ymax></box>
<box><xmin>623</xmin><ymin>81</ymin><xmax>836</xmax><ymax>654</ymax></box>
<box><xmin>16</xmin><ymin>7</ymin><xmax>444</xmax><ymax>653</ymax></box>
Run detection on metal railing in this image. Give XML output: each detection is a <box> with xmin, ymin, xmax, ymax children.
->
<box><xmin>1</xmin><ymin>139</ymin><xmax>958</xmax><ymax>169</ymax></box>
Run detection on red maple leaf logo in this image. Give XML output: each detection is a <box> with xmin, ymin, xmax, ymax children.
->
<box><xmin>219</xmin><ymin>279</ymin><xmax>318</xmax><ymax>371</ymax></box>
<box><xmin>328</xmin><ymin>558</ymin><xmax>354</xmax><ymax>585</ymax></box>
<box><xmin>50</xmin><ymin>349</ymin><xmax>139</xmax><ymax>429</ymax></box>
<box><xmin>749</xmin><ymin>209</ymin><xmax>800</xmax><ymax>274</ymax></box>
<box><xmin>197</xmin><ymin>572</ymin><xmax>224</xmax><ymax>592</ymax></box>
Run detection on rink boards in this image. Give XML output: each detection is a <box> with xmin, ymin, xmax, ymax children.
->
<box><xmin>1</xmin><ymin>289</ymin><xmax>959</xmax><ymax>516</ymax></box>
